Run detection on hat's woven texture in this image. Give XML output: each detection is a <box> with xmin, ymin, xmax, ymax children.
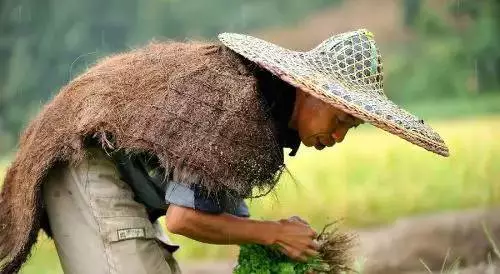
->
<box><xmin>219</xmin><ymin>29</ymin><xmax>449</xmax><ymax>157</ymax></box>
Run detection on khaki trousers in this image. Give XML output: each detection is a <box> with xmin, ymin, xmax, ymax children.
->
<box><xmin>43</xmin><ymin>150</ymin><xmax>181</xmax><ymax>274</ymax></box>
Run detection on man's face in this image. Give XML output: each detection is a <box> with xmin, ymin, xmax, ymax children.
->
<box><xmin>289</xmin><ymin>88</ymin><xmax>364</xmax><ymax>150</ymax></box>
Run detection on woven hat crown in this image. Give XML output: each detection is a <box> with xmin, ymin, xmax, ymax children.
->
<box><xmin>309</xmin><ymin>29</ymin><xmax>384</xmax><ymax>96</ymax></box>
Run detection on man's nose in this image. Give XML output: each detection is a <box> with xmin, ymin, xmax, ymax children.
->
<box><xmin>332</xmin><ymin>127</ymin><xmax>348</xmax><ymax>143</ymax></box>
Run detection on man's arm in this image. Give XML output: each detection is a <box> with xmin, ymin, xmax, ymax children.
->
<box><xmin>165</xmin><ymin>205</ymin><xmax>319</xmax><ymax>261</ymax></box>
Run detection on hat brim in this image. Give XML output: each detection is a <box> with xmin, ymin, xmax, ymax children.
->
<box><xmin>218</xmin><ymin>32</ymin><xmax>449</xmax><ymax>157</ymax></box>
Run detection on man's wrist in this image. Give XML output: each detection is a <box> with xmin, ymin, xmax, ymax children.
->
<box><xmin>255</xmin><ymin>220</ymin><xmax>280</xmax><ymax>246</ymax></box>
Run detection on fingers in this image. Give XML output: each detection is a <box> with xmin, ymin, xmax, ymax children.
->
<box><xmin>310</xmin><ymin>228</ymin><xmax>318</xmax><ymax>239</ymax></box>
<box><xmin>288</xmin><ymin>216</ymin><xmax>318</xmax><ymax>238</ymax></box>
<box><xmin>279</xmin><ymin>246</ymin><xmax>319</xmax><ymax>262</ymax></box>
<box><xmin>278</xmin><ymin>242</ymin><xmax>309</xmax><ymax>262</ymax></box>
<box><xmin>289</xmin><ymin>216</ymin><xmax>309</xmax><ymax>225</ymax></box>
<box><xmin>304</xmin><ymin>248</ymin><xmax>320</xmax><ymax>257</ymax></box>
<box><xmin>275</xmin><ymin>217</ymin><xmax>321</xmax><ymax>261</ymax></box>
<box><xmin>277</xmin><ymin>237</ymin><xmax>320</xmax><ymax>262</ymax></box>
<box><xmin>309</xmin><ymin>239</ymin><xmax>321</xmax><ymax>251</ymax></box>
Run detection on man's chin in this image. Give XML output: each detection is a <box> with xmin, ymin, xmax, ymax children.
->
<box><xmin>302</xmin><ymin>138</ymin><xmax>330</xmax><ymax>150</ymax></box>
<box><xmin>314</xmin><ymin>143</ymin><xmax>326</xmax><ymax>150</ymax></box>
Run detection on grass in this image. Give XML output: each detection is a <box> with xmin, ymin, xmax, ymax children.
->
<box><xmin>1</xmin><ymin>115</ymin><xmax>499</xmax><ymax>273</ymax></box>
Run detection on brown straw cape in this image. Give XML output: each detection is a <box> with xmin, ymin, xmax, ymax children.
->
<box><xmin>0</xmin><ymin>42</ymin><xmax>287</xmax><ymax>273</ymax></box>
<box><xmin>219</xmin><ymin>29</ymin><xmax>450</xmax><ymax>157</ymax></box>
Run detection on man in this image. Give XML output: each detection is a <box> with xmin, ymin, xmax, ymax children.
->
<box><xmin>0</xmin><ymin>29</ymin><xmax>448</xmax><ymax>274</ymax></box>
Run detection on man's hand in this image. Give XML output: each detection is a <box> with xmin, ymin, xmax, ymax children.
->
<box><xmin>165</xmin><ymin>206</ymin><xmax>319</xmax><ymax>261</ymax></box>
<box><xmin>274</xmin><ymin>216</ymin><xmax>320</xmax><ymax>262</ymax></box>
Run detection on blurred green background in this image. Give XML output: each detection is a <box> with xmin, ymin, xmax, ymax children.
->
<box><xmin>1</xmin><ymin>0</ymin><xmax>500</xmax><ymax>273</ymax></box>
